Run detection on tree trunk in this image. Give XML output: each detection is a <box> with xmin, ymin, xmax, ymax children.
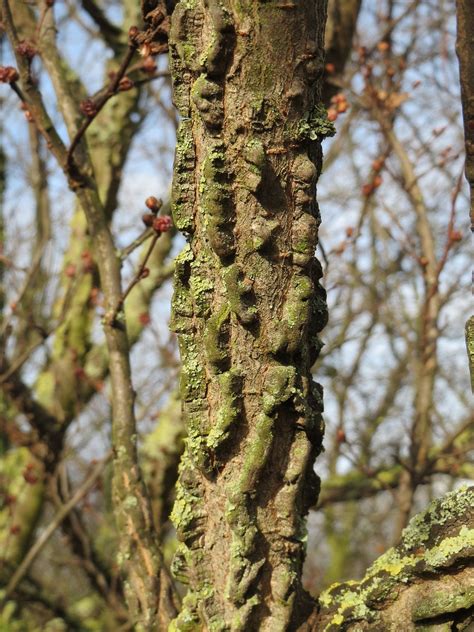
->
<box><xmin>168</xmin><ymin>0</ymin><xmax>331</xmax><ymax>629</ymax></box>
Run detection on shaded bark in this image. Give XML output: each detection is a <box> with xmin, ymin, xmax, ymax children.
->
<box><xmin>167</xmin><ymin>0</ymin><xmax>330</xmax><ymax>628</ymax></box>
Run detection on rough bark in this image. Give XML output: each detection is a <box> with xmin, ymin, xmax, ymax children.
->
<box><xmin>168</xmin><ymin>0</ymin><xmax>331</xmax><ymax>629</ymax></box>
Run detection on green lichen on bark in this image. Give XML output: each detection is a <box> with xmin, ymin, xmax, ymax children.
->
<box><xmin>169</xmin><ymin>0</ymin><xmax>328</xmax><ymax>628</ymax></box>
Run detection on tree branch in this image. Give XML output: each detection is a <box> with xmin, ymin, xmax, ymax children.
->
<box><xmin>314</xmin><ymin>486</ymin><xmax>474</xmax><ymax>631</ymax></box>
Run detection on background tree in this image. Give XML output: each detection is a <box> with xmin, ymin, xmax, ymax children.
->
<box><xmin>0</xmin><ymin>0</ymin><xmax>472</xmax><ymax>630</ymax></box>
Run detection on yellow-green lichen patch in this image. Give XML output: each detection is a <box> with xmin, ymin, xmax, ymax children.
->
<box><xmin>0</xmin><ymin>448</ymin><xmax>45</xmax><ymax>569</ymax></box>
<box><xmin>262</xmin><ymin>365</ymin><xmax>296</xmax><ymax>414</ymax></box>
<box><xmin>179</xmin><ymin>335</ymin><xmax>207</xmax><ymax>402</ymax></box>
<box><xmin>204</xmin><ymin>304</ymin><xmax>231</xmax><ymax>370</ymax></box>
<box><xmin>294</xmin><ymin>104</ymin><xmax>336</xmax><ymax>142</ymax></box>
<box><xmin>423</xmin><ymin>526</ymin><xmax>474</xmax><ymax>567</ymax></box>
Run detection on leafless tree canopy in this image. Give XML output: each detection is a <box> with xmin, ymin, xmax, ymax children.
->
<box><xmin>0</xmin><ymin>0</ymin><xmax>472</xmax><ymax>630</ymax></box>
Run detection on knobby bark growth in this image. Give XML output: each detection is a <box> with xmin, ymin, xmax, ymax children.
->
<box><xmin>167</xmin><ymin>0</ymin><xmax>331</xmax><ymax>628</ymax></box>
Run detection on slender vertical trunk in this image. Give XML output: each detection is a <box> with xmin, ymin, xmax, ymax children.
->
<box><xmin>168</xmin><ymin>1</ymin><xmax>331</xmax><ymax>628</ymax></box>
<box><xmin>455</xmin><ymin>0</ymin><xmax>474</xmax><ymax>393</ymax></box>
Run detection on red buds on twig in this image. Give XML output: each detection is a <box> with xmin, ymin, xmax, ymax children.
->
<box><xmin>119</xmin><ymin>76</ymin><xmax>134</xmax><ymax>92</ymax></box>
<box><xmin>153</xmin><ymin>216</ymin><xmax>172</xmax><ymax>234</ymax></box>
<box><xmin>16</xmin><ymin>40</ymin><xmax>37</xmax><ymax>60</ymax></box>
<box><xmin>0</xmin><ymin>66</ymin><xmax>19</xmax><ymax>83</ymax></box>
<box><xmin>80</xmin><ymin>98</ymin><xmax>98</xmax><ymax>118</ymax></box>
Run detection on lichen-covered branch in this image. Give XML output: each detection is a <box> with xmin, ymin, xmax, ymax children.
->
<box><xmin>168</xmin><ymin>1</ymin><xmax>332</xmax><ymax>628</ymax></box>
<box><xmin>316</xmin><ymin>486</ymin><xmax>474</xmax><ymax>631</ymax></box>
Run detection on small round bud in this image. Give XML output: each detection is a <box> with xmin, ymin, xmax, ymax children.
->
<box><xmin>118</xmin><ymin>76</ymin><xmax>134</xmax><ymax>91</ymax></box>
<box><xmin>362</xmin><ymin>183</ymin><xmax>373</xmax><ymax>197</ymax></box>
<box><xmin>145</xmin><ymin>196</ymin><xmax>162</xmax><ymax>212</ymax></box>
<box><xmin>128</xmin><ymin>25</ymin><xmax>139</xmax><ymax>43</ymax></box>
<box><xmin>0</xmin><ymin>66</ymin><xmax>19</xmax><ymax>83</ymax></box>
<box><xmin>140</xmin><ymin>267</ymin><xmax>150</xmax><ymax>279</ymax></box>
<box><xmin>372</xmin><ymin>158</ymin><xmax>384</xmax><ymax>172</ymax></box>
<box><xmin>142</xmin><ymin>213</ymin><xmax>155</xmax><ymax>227</ymax></box>
<box><xmin>139</xmin><ymin>312</ymin><xmax>151</xmax><ymax>325</ymax></box>
<box><xmin>80</xmin><ymin>98</ymin><xmax>98</xmax><ymax>118</ymax></box>
<box><xmin>16</xmin><ymin>40</ymin><xmax>37</xmax><ymax>60</ymax></box>
<box><xmin>65</xmin><ymin>263</ymin><xmax>77</xmax><ymax>278</ymax></box>
<box><xmin>142</xmin><ymin>56</ymin><xmax>157</xmax><ymax>75</ymax></box>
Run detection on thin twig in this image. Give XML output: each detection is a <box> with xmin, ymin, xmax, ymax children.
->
<box><xmin>66</xmin><ymin>44</ymin><xmax>136</xmax><ymax>169</ymax></box>
<box><xmin>108</xmin><ymin>232</ymin><xmax>159</xmax><ymax>325</ymax></box>
<box><xmin>119</xmin><ymin>227</ymin><xmax>154</xmax><ymax>260</ymax></box>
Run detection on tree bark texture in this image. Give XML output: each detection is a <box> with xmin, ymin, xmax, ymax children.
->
<box><xmin>168</xmin><ymin>1</ymin><xmax>332</xmax><ymax>629</ymax></box>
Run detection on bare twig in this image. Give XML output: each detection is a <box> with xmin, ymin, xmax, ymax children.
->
<box><xmin>108</xmin><ymin>232</ymin><xmax>159</xmax><ymax>326</ymax></box>
<box><xmin>119</xmin><ymin>227</ymin><xmax>154</xmax><ymax>260</ymax></box>
<box><xmin>66</xmin><ymin>44</ymin><xmax>136</xmax><ymax>170</ymax></box>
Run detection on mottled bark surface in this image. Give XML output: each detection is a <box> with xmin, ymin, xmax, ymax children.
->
<box><xmin>168</xmin><ymin>1</ymin><xmax>331</xmax><ymax>629</ymax></box>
